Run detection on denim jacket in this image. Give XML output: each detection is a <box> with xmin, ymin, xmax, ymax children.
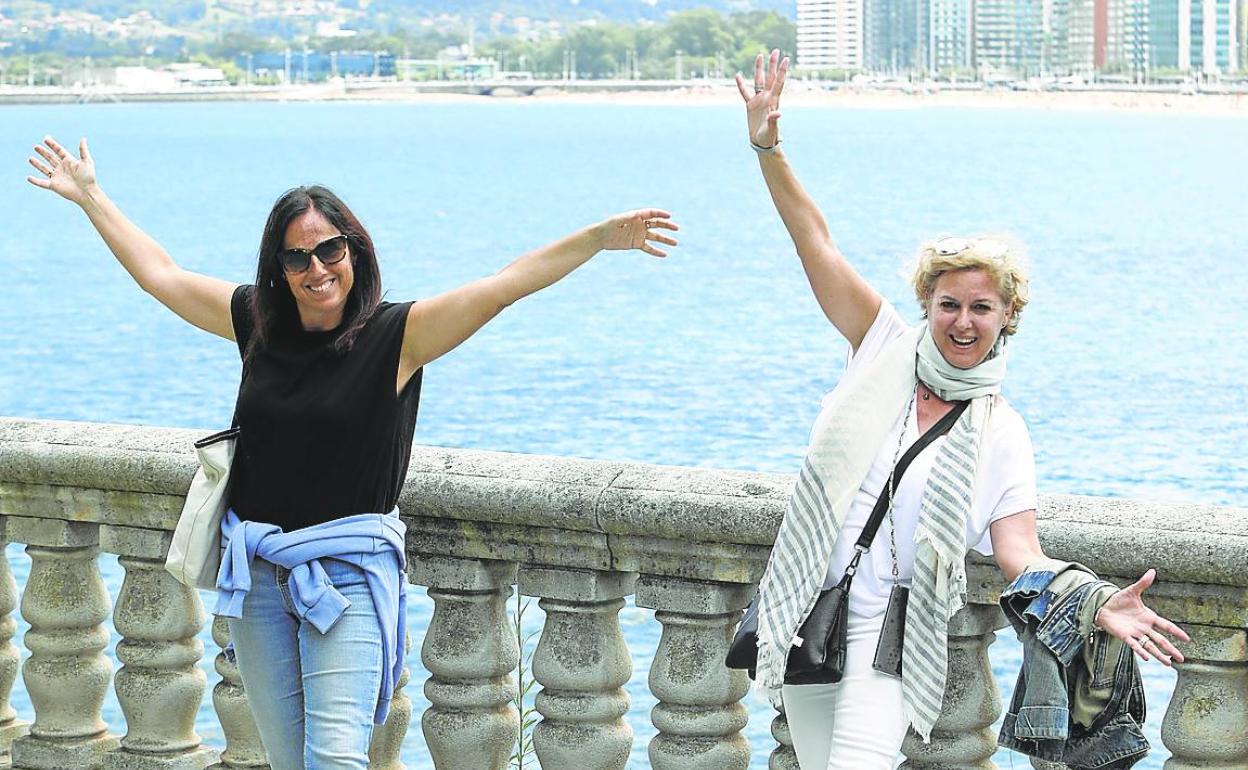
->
<box><xmin>998</xmin><ymin>561</ymin><xmax>1149</xmax><ymax>769</ymax></box>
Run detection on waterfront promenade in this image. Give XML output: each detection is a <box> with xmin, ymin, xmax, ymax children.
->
<box><xmin>0</xmin><ymin>416</ymin><xmax>1244</xmax><ymax>769</ymax></box>
<box><xmin>2</xmin><ymin>78</ymin><xmax>1247</xmax><ymax>115</ymax></box>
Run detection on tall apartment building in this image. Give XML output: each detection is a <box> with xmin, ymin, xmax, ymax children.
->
<box><xmin>974</xmin><ymin>0</ymin><xmax>1046</xmax><ymax>73</ymax></box>
<box><xmin>1121</xmin><ymin>0</ymin><xmax>1152</xmax><ymax>72</ymax></box>
<box><xmin>797</xmin><ymin>0</ymin><xmax>865</xmax><ymax>69</ymax></box>
<box><xmin>1148</xmin><ymin>0</ymin><xmax>1239</xmax><ymax>72</ymax></box>
<box><xmin>865</xmin><ymin>0</ymin><xmax>928</xmax><ymax>71</ymax></box>
<box><xmin>1048</xmin><ymin>0</ymin><xmax>1078</xmax><ymax>73</ymax></box>
<box><xmin>1240</xmin><ymin>0</ymin><xmax>1248</xmax><ymax>67</ymax></box>
<box><xmin>1241</xmin><ymin>0</ymin><xmax>1248</xmax><ymax>68</ymax></box>
<box><xmin>928</xmin><ymin>0</ymin><xmax>976</xmax><ymax>71</ymax></box>
<box><xmin>1148</xmin><ymin>0</ymin><xmax>1183</xmax><ymax>68</ymax></box>
<box><xmin>1190</xmin><ymin>0</ymin><xmax>1240</xmax><ymax>70</ymax></box>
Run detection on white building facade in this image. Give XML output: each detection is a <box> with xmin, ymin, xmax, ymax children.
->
<box><xmin>797</xmin><ymin>0</ymin><xmax>865</xmax><ymax>69</ymax></box>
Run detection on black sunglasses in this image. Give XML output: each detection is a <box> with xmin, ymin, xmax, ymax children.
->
<box><xmin>276</xmin><ymin>235</ymin><xmax>349</xmax><ymax>273</ymax></box>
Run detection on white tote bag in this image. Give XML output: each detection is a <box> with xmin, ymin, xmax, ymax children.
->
<box><xmin>165</xmin><ymin>427</ymin><xmax>238</xmax><ymax>591</ymax></box>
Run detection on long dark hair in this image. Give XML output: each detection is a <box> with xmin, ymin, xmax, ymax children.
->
<box><xmin>246</xmin><ymin>185</ymin><xmax>382</xmax><ymax>362</ymax></box>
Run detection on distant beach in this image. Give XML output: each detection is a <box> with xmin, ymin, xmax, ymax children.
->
<box><xmin>4</xmin><ymin>79</ymin><xmax>1247</xmax><ymax>116</ymax></box>
<box><xmin>497</xmin><ymin>83</ymin><xmax>1248</xmax><ymax>117</ymax></box>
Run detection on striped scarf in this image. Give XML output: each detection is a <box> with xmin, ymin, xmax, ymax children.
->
<box><xmin>753</xmin><ymin>320</ymin><xmax>1003</xmax><ymax>743</ymax></box>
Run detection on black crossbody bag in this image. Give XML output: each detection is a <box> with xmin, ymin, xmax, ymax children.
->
<box><xmin>725</xmin><ymin>399</ymin><xmax>969</xmax><ymax>684</ymax></box>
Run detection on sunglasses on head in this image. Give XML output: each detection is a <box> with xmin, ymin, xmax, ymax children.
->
<box><xmin>932</xmin><ymin>236</ymin><xmax>1008</xmax><ymax>260</ymax></box>
<box><xmin>276</xmin><ymin>234</ymin><xmax>349</xmax><ymax>273</ymax></box>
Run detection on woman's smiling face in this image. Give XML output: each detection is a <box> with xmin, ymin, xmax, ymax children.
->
<box><xmin>926</xmin><ymin>268</ymin><xmax>1012</xmax><ymax>369</ymax></box>
<box><xmin>281</xmin><ymin>208</ymin><xmax>355</xmax><ymax>331</ymax></box>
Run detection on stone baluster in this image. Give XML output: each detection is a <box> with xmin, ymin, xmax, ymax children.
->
<box><xmin>412</xmin><ymin>556</ymin><xmax>518</xmax><ymax>770</ymax></box>
<box><xmin>0</xmin><ymin>536</ymin><xmax>30</xmax><ymax>761</ymax></box>
<box><xmin>521</xmin><ymin>567</ymin><xmax>635</xmax><ymax>770</ymax></box>
<box><xmin>98</xmin><ymin>526</ymin><xmax>217</xmax><ymax>770</ymax></box>
<box><xmin>1162</xmin><ymin>624</ymin><xmax>1248</xmax><ymax>769</ymax></box>
<box><xmin>9</xmin><ymin>517</ymin><xmax>119</xmax><ymax>770</ymax></box>
<box><xmin>634</xmin><ymin>576</ymin><xmax>752</xmax><ymax>770</ymax></box>
<box><xmin>208</xmin><ymin>617</ymin><xmax>268</xmax><ymax>770</ymax></box>
<box><xmin>901</xmin><ymin>602</ymin><xmax>1004</xmax><ymax>770</ymax></box>
<box><xmin>769</xmin><ymin>706</ymin><xmax>798</xmax><ymax>770</ymax></box>
<box><xmin>368</xmin><ymin>622</ymin><xmax>413</xmax><ymax>770</ymax></box>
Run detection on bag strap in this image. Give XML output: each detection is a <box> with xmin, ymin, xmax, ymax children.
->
<box><xmin>229</xmin><ymin>359</ymin><xmax>251</xmax><ymax>430</ymax></box>
<box><xmin>853</xmin><ymin>397</ymin><xmax>971</xmax><ymax>552</ymax></box>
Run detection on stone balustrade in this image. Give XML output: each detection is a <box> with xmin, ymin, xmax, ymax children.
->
<box><xmin>0</xmin><ymin>417</ymin><xmax>1244</xmax><ymax>770</ymax></box>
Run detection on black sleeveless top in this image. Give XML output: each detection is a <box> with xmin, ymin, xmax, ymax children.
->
<box><xmin>228</xmin><ymin>285</ymin><xmax>422</xmax><ymax>530</ymax></box>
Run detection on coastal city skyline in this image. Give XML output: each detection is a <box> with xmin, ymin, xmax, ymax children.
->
<box><xmin>2</xmin><ymin>0</ymin><xmax>1245</xmax><ymax>87</ymax></box>
<box><xmin>797</xmin><ymin>0</ymin><xmax>1244</xmax><ymax>76</ymax></box>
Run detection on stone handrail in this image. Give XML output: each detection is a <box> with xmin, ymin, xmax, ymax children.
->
<box><xmin>0</xmin><ymin>417</ymin><xmax>1244</xmax><ymax>770</ymax></box>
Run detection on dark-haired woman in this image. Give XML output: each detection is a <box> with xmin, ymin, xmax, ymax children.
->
<box><xmin>27</xmin><ymin>135</ymin><xmax>678</xmax><ymax>770</ymax></box>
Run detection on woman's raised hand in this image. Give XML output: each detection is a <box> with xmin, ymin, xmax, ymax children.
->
<box><xmin>597</xmin><ymin>209</ymin><xmax>679</xmax><ymax>258</ymax></box>
<box><xmin>27</xmin><ymin>136</ymin><xmax>97</xmax><ymax>205</ymax></box>
<box><xmin>735</xmin><ymin>49</ymin><xmax>789</xmax><ymax>150</ymax></box>
<box><xmin>1095</xmin><ymin>569</ymin><xmax>1191</xmax><ymax>666</ymax></box>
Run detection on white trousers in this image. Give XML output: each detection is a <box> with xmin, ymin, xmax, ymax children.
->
<box><xmin>782</xmin><ymin>612</ymin><xmax>908</xmax><ymax>770</ymax></box>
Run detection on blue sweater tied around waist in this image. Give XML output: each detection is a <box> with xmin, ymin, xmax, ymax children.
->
<box><xmin>215</xmin><ymin>508</ymin><xmax>408</xmax><ymax>726</ymax></box>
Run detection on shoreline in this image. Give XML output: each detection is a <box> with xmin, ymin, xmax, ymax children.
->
<box><xmin>3</xmin><ymin>80</ymin><xmax>1246</xmax><ymax>116</ymax></box>
<box><xmin>504</xmin><ymin>83</ymin><xmax>1248</xmax><ymax>116</ymax></box>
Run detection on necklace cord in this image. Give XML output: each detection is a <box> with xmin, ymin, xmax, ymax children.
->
<box><xmin>886</xmin><ymin>387</ymin><xmax>916</xmax><ymax>581</ymax></box>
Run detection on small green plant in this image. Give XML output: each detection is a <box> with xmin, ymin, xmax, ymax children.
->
<box><xmin>509</xmin><ymin>589</ymin><xmax>541</xmax><ymax>769</ymax></box>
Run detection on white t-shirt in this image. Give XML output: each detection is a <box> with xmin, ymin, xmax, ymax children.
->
<box><xmin>820</xmin><ymin>301</ymin><xmax>1038</xmax><ymax>618</ymax></box>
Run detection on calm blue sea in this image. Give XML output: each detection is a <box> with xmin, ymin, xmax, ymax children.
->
<box><xmin>2</xmin><ymin>99</ymin><xmax>1245</xmax><ymax>768</ymax></box>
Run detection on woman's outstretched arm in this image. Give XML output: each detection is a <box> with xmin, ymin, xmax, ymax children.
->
<box><xmin>395</xmin><ymin>209</ymin><xmax>678</xmax><ymax>387</ymax></box>
<box><xmin>27</xmin><ymin>136</ymin><xmax>237</xmax><ymax>340</ymax></box>
<box><xmin>990</xmin><ymin>511</ymin><xmax>1191</xmax><ymax>666</ymax></box>
<box><xmin>736</xmin><ymin>50</ymin><xmax>881</xmax><ymax>351</ymax></box>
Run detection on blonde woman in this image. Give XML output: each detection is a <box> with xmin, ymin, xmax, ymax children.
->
<box><xmin>735</xmin><ymin>51</ymin><xmax>1187</xmax><ymax>769</ymax></box>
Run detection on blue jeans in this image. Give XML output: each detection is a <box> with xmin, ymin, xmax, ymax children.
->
<box><xmin>227</xmin><ymin>557</ymin><xmax>383</xmax><ymax>770</ymax></box>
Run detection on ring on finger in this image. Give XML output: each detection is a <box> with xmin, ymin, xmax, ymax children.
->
<box><xmin>754</xmin><ymin>85</ymin><xmax>764</xmax><ymax>93</ymax></box>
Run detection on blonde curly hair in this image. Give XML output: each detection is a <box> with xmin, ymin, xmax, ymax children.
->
<box><xmin>910</xmin><ymin>235</ymin><xmax>1031</xmax><ymax>337</ymax></box>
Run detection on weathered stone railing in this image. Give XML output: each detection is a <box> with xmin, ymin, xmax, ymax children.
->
<box><xmin>0</xmin><ymin>417</ymin><xmax>1244</xmax><ymax>770</ymax></box>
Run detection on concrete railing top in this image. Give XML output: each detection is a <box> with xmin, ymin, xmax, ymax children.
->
<box><xmin>2</xmin><ymin>416</ymin><xmax>1245</xmax><ymax>625</ymax></box>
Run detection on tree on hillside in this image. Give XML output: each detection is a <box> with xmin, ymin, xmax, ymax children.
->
<box><xmin>2</xmin><ymin>3</ymin><xmax>796</xmax><ymax>82</ymax></box>
<box><xmin>727</xmin><ymin>11</ymin><xmax>796</xmax><ymax>73</ymax></box>
<box><xmin>207</xmin><ymin>31</ymin><xmax>273</xmax><ymax>58</ymax></box>
<box><xmin>665</xmin><ymin>9</ymin><xmax>735</xmax><ymax>57</ymax></box>
<box><xmin>561</xmin><ymin>24</ymin><xmax>634</xmax><ymax>78</ymax></box>
<box><xmin>478</xmin><ymin>36</ymin><xmax>539</xmax><ymax>73</ymax></box>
